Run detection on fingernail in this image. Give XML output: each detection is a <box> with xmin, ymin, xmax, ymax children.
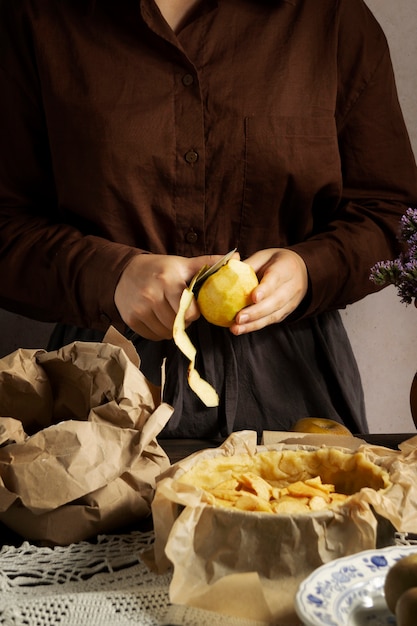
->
<box><xmin>237</xmin><ymin>313</ymin><xmax>249</xmax><ymax>324</ymax></box>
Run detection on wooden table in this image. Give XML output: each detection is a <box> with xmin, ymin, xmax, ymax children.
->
<box><xmin>159</xmin><ymin>432</ymin><xmax>416</xmax><ymax>464</ymax></box>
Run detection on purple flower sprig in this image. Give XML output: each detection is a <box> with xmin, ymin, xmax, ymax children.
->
<box><xmin>370</xmin><ymin>207</ymin><xmax>417</xmax><ymax>305</ymax></box>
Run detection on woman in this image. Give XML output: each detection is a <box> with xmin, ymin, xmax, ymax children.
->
<box><xmin>0</xmin><ymin>0</ymin><xmax>416</xmax><ymax>439</ymax></box>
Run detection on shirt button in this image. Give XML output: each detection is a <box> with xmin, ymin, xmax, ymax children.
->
<box><xmin>184</xmin><ymin>150</ymin><xmax>199</xmax><ymax>164</ymax></box>
<box><xmin>182</xmin><ymin>73</ymin><xmax>194</xmax><ymax>86</ymax></box>
<box><xmin>185</xmin><ymin>229</ymin><xmax>198</xmax><ymax>243</ymax></box>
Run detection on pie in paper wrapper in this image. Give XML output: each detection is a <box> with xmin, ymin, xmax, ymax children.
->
<box><xmin>148</xmin><ymin>430</ymin><xmax>417</xmax><ymax>625</ymax></box>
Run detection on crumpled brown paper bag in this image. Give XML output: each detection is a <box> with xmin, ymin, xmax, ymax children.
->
<box><xmin>148</xmin><ymin>430</ymin><xmax>417</xmax><ymax>626</ymax></box>
<box><xmin>0</xmin><ymin>329</ymin><xmax>173</xmax><ymax>545</ymax></box>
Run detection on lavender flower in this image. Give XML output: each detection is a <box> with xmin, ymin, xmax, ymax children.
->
<box><xmin>370</xmin><ymin>207</ymin><xmax>417</xmax><ymax>305</ymax></box>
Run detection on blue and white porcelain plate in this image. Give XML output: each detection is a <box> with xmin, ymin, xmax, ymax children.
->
<box><xmin>295</xmin><ymin>545</ymin><xmax>417</xmax><ymax>626</ymax></box>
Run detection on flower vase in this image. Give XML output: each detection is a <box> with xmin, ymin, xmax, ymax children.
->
<box><xmin>410</xmin><ymin>371</ymin><xmax>417</xmax><ymax>428</ymax></box>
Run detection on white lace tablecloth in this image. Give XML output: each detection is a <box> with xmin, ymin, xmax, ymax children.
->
<box><xmin>0</xmin><ymin>530</ymin><xmax>267</xmax><ymax>626</ymax></box>
<box><xmin>1</xmin><ymin>531</ymin><xmax>415</xmax><ymax>626</ymax></box>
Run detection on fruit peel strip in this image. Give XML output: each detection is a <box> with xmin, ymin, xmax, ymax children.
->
<box><xmin>173</xmin><ymin>287</ymin><xmax>219</xmax><ymax>407</ymax></box>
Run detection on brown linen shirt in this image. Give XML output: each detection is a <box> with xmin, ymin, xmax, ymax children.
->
<box><xmin>0</xmin><ymin>0</ymin><xmax>416</xmax><ymax>332</ymax></box>
<box><xmin>2</xmin><ymin>0</ymin><xmax>417</xmax><ymax>438</ymax></box>
<box><xmin>0</xmin><ymin>0</ymin><xmax>417</xmax><ymax>328</ymax></box>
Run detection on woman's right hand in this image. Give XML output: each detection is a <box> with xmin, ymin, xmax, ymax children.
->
<box><xmin>114</xmin><ymin>253</ymin><xmax>222</xmax><ymax>340</ymax></box>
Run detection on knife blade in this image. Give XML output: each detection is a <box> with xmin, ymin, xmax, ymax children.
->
<box><xmin>190</xmin><ymin>248</ymin><xmax>237</xmax><ymax>293</ymax></box>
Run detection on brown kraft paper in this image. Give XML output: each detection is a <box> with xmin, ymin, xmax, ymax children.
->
<box><xmin>0</xmin><ymin>328</ymin><xmax>173</xmax><ymax>545</ymax></box>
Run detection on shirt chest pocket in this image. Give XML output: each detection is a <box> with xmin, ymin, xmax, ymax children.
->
<box><xmin>239</xmin><ymin>116</ymin><xmax>342</xmax><ymax>254</ymax></box>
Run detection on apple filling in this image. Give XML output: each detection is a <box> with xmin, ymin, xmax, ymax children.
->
<box><xmin>178</xmin><ymin>448</ymin><xmax>391</xmax><ymax>515</ymax></box>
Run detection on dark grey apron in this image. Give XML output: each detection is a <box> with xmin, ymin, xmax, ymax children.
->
<box><xmin>47</xmin><ymin>310</ymin><xmax>367</xmax><ymax>440</ymax></box>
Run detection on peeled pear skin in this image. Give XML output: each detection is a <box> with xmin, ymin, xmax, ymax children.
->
<box><xmin>172</xmin><ymin>287</ymin><xmax>219</xmax><ymax>407</ymax></box>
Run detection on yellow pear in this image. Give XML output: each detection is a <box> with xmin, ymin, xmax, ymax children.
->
<box><xmin>384</xmin><ymin>553</ymin><xmax>417</xmax><ymax>613</ymax></box>
<box><xmin>197</xmin><ymin>258</ymin><xmax>258</xmax><ymax>327</ymax></box>
<box><xmin>290</xmin><ymin>417</ymin><xmax>352</xmax><ymax>436</ymax></box>
<box><xmin>395</xmin><ymin>587</ymin><xmax>417</xmax><ymax>626</ymax></box>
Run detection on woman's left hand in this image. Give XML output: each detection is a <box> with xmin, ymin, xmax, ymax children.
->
<box><xmin>231</xmin><ymin>248</ymin><xmax>308</xmax><ymax>335</ymax></box>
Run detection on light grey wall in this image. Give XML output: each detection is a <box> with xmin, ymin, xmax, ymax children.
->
<box><xmin>341</xmin><ymin>0</ymin><xmax>417</xmax><ymax>433</ymax></box>
<box><xmin>0</xmin><ymin>0</ymin><xmax>416</xmax><ymax>433</ymax></box>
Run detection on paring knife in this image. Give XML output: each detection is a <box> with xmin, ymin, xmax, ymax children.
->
<box><xmin>190</xmin><ymin>248</ymin><xmax>237</xmax><ymax>293</ymax></box>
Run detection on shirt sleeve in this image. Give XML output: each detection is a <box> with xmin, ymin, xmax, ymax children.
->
<box><xmin>289</xmin><ymin>0</ymin><xmax>417</xmax><ymax>318</ymax></box>
<box><xmin>0</xmin><ymin>3</ymin><xmax>140</xmax><ymax>331</ymax></box>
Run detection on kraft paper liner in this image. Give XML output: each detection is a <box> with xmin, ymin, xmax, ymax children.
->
<box><xmin>148</xmin><ymin>430</ymin><xmax>417</xmax><ymax>625</ymax></box>
<box><xmin>0</xmin><ymin>328</ymin><xmax>173</xmax><ymax>545</ymax></box>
